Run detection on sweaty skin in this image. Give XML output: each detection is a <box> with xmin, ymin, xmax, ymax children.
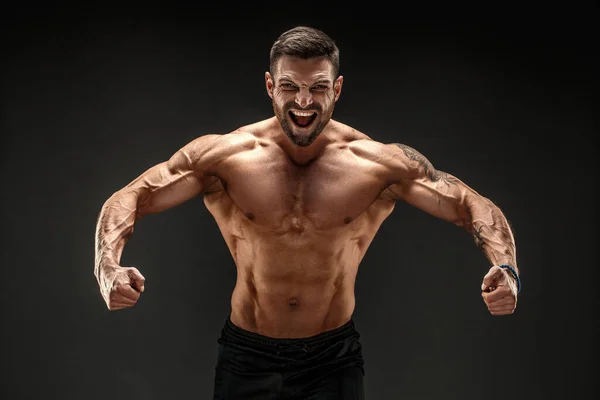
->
<box><xmin>95</xmin><ymin>56</ymin><xmax>518</xmax><ymax>338</ymax></box>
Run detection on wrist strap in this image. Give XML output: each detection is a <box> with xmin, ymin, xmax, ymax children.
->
<box><xmin>498</xmin><ymin>264</ymin><xmax>521</xmax><ymax>294</ymax></box>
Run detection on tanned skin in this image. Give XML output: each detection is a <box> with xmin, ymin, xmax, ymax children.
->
<box><xmin>95</xmin><ymin>56</ymin><xmax>518</xmax><ymax>338</ymax></box>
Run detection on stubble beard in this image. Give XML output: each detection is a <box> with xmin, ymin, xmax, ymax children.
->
<box><xmin>273</xmin><ymin>101</ymin><xmax>334</xmax><ymax>147</ymax></box>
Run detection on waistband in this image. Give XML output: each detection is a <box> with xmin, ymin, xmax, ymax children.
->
<box><xmin>220</xmin><ymin>315</ymin><xmax>358</xmax><ymax>349</ymax></box>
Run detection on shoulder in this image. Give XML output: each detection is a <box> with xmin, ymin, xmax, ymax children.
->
<box><xmin>327</xmin><ymin>119</ymin><xmax>373</xmax><ymax>143</ymax></box>
<box><xmin>343</xmin><ymin>136</ymin><xmax>413</xmax><ymax>165</ymax></box>
<box><xmin>325</xmin><ymin>121</ymin><xmax>414</xmax><ymax>166</ymax></box>
<box><xmin>179</xmin><ymin>126</ymin><xmax>264</xmax><ymax>173</ymax></box>
<box><xmin>185</xmin><ymin>130</ymin><xmax>256</xmax><ymax>155</ymax></box>
<box><xmin>326</xmin><ymin>120</ymin><xmax>416</xmax><ymax>159</ymax></box>
<box><xmin>346</xmin><ymin>136</ymin><xmax>440</xmax><ymax>182</ymax></box>
<box><xmin>327</xmin><ymin>121</ymin><xmax>451</xmax><ymax>183</ymax></box>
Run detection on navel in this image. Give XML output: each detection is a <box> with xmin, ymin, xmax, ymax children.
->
<box><xmin>291</xmin><ymin>216</ymin><xmax>305</xmax><ymax>232</ymax></box>
<box><xmin>288</xmin><ymin>298</ymin><xmax>299</xmax><ymax>307</ymax></box>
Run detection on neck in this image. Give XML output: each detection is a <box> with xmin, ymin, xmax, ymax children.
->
<box><xmin>275</xmin><ymin>126</ymin><xmax>331</xmax><ymax>165</ymax></box>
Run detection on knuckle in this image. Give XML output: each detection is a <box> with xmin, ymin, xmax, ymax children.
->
<box><xmin>129</xmin><ymin>267</ymin><xmax>142</xmax><ymax>277</ymax></box>
<box><xmin>110</xmin><ymin>293</ymin><xmax>123</xmax><ymax>302</ymax></box>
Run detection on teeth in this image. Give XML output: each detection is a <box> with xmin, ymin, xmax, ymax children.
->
<box><xmin>291</xmin><ymin>111</ymin><xmax>315</xmax><ymax>117</ymax></box>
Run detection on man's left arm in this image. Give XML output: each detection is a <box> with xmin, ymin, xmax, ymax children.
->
<box><xmin>384</xmin><ymin>142</ymin><xmax>519</xmax><ymax>316</ymax></box>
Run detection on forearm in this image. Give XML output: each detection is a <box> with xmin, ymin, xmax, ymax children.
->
<box><xmin>464</xmin><ymin>196</ymin><xmax>518</xmax><ymax>273</ymax></box>
<box><xmin>94</xmin><ymin>189</ymin><xmax>147</xmax><ymax>277</ymax></box>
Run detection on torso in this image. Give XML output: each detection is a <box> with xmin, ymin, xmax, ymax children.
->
<box><xmin>202</xmin><ymin>118</ymin><xmax>399</xmax><ymax>338</ymax></box>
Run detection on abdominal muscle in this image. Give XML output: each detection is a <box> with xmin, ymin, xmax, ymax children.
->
<box><xmin>228</xmin><ymin>229</ymin><xmax>361</xmax><ymax>338</ymax></box>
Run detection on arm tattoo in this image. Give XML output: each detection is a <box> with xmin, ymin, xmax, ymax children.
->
<box><xmin>457</xmin><ymin>216</ymin><xmax>484</xmax><ymax>249</ymax></box>
<box><xmin>472</xmin><ymin>224</ymin><xmax>485</xmax><ymax>249</ymax></box>
<box><xmin>391</xmin><ymin>144</ymin><xmax>516</xmax><ymax>267</ymax></box>
<box><xmin>392</xmin><ymin>143</ymin><xmax>458</xmax><ymax>185</ymax></box>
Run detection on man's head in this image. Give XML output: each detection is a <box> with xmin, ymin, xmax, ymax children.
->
<box><xmin>266</xmin><ymin>26</ymin><xmax>343</xmax><ymax>147</ymax></box>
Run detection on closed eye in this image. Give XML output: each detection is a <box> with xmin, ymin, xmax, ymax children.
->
<box><xmin>280</xmin><ymin>83</ymin><xmax>298</xmax><ymax>90</ymax></box>
<box><xmin>311</xmin><ymin>84</ymin><xmax>329</xmax><ymax>91</ymax></box>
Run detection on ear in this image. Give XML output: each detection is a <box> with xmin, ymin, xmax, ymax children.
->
<box><xmin>333</xmin><ymin>75</ymin><xmax>344</xmax><ymax>102</ymax></box>
<box><xmin>265</xmin><ymin>71</ymin><xmax>274</xmax><ymax>99</ymax></box>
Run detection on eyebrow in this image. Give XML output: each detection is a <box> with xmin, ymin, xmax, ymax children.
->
<box><xmin>312</xmin><ymin>79</ymin><xmax>332</xmax><ymax>85</ymax></box>
<box><xmin>278</xmin><ymin>77</ymin><xmax>332</xmax><ymax>85</ymax></box>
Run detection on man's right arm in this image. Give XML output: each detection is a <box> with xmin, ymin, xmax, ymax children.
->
<box><xmin>94</xmin><ymin>133</ymin><xmax>224</xmax><ymax>310</ymax></box>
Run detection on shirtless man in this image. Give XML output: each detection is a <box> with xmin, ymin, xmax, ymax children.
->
<box><xmin>94</xmin><ymin>26</ymin><xmax>520</xmax><ymax>399</ymax></box>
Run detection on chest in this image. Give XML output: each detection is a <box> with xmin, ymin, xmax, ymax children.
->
<box><xmin>211</xmin><ymin>146</ymin><xmax>390</xmax><ymax>229</ymax></box>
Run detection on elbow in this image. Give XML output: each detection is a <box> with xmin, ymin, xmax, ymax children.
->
<box><xmin>103</xmin><ymin>188</ymin><xmax>150</xmax><ymax>220</ymax></box>
<box><xmin>462</xmin><ymin>195</ymin><xmax>499</xmax><ymax>229</ymax></box>
<box><xmin>453</xmin><ymin>194</ymin><xmax>488</xmax><ymax>231</ymax></box>
<box><xmin>134</xmin><ymin>188</ymin><xmax>154</xmax><ymax>219</ymax></box>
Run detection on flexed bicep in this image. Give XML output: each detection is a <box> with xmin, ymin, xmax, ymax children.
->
<box><xmin>96</xmin><ymin>134</ymin><xmax>224</xmax><ymax>271</ymax></box>
<box><xmin>117</xmin><ymin>134</ymin><xmax>224</xmax><ymax>216</ymax></box>
<box><xmin>127</xmin><ymin>150</ymin><xmax>204</xmax><ymax>217</ymax></box>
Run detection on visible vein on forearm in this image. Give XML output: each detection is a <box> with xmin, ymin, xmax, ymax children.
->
<box><xmin>469</xmin><ymin>203</ymin><xmax>517</xmax><ymax>267</ymax></box>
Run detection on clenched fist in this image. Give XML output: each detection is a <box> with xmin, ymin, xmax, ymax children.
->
<box><xmin>97</xmin><ymin>265</ymin><xmax>146</xmax><ymax>311</ymax></box>
<box><xmin>481</xmin><ymin>265</ymin><xmax>518</xmax><ymax>316</ymax></box>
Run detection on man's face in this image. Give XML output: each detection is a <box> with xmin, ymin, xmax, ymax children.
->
<box><xmin>266</xmin><ymin>56</ymin><xmax>343</xmax><ymax>147</ymax></box>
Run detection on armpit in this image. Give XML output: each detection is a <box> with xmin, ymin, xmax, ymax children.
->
<box><xmin>378</xmin><ymin>183</ymin><xmax>403</xmax><ymax>201</ymax></box>
<box><xmin>202</xmin><ymin>176</ymin><xmax>225</xmax><ymax>194</ymax></box>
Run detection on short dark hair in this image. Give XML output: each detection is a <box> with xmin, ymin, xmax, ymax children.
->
<box><xmin>269</xmin><ymin>26</ymin><xmax>340</xmax><ymax>78</ymax></box>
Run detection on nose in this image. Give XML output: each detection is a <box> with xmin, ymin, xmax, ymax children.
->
<box><xmin>295</xmin><ymin>87</ymin><xmax>313</xmax><ymax>108</ymax></box>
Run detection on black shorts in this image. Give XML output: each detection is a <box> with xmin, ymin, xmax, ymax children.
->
<box><xmin>212</xmin><ymin>315</ymin><xmax>365</xmax><ymax>399</ymax></box>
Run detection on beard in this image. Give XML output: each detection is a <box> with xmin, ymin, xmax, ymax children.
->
<box><xmin>273</xmin><ymin>100</ymin><xmax>334</xmax><ymax>147</ymax></box>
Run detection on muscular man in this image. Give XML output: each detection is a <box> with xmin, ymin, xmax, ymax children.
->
<box><xmin>94</xmin><ymin>26</ymin><xmax>520</xmax><ymax>399</ymax></box>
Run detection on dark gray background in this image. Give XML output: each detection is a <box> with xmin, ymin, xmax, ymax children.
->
<box><xmin>1</xmin><ymin>3</ymin><xmax>597</xmax><ymax>399</ymax></box>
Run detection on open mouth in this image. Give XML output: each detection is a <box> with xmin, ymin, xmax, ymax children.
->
<box><xmin>289</xmin><ymin>110</ymin><xmax>317</xmax><ymax>128</ymax></box>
